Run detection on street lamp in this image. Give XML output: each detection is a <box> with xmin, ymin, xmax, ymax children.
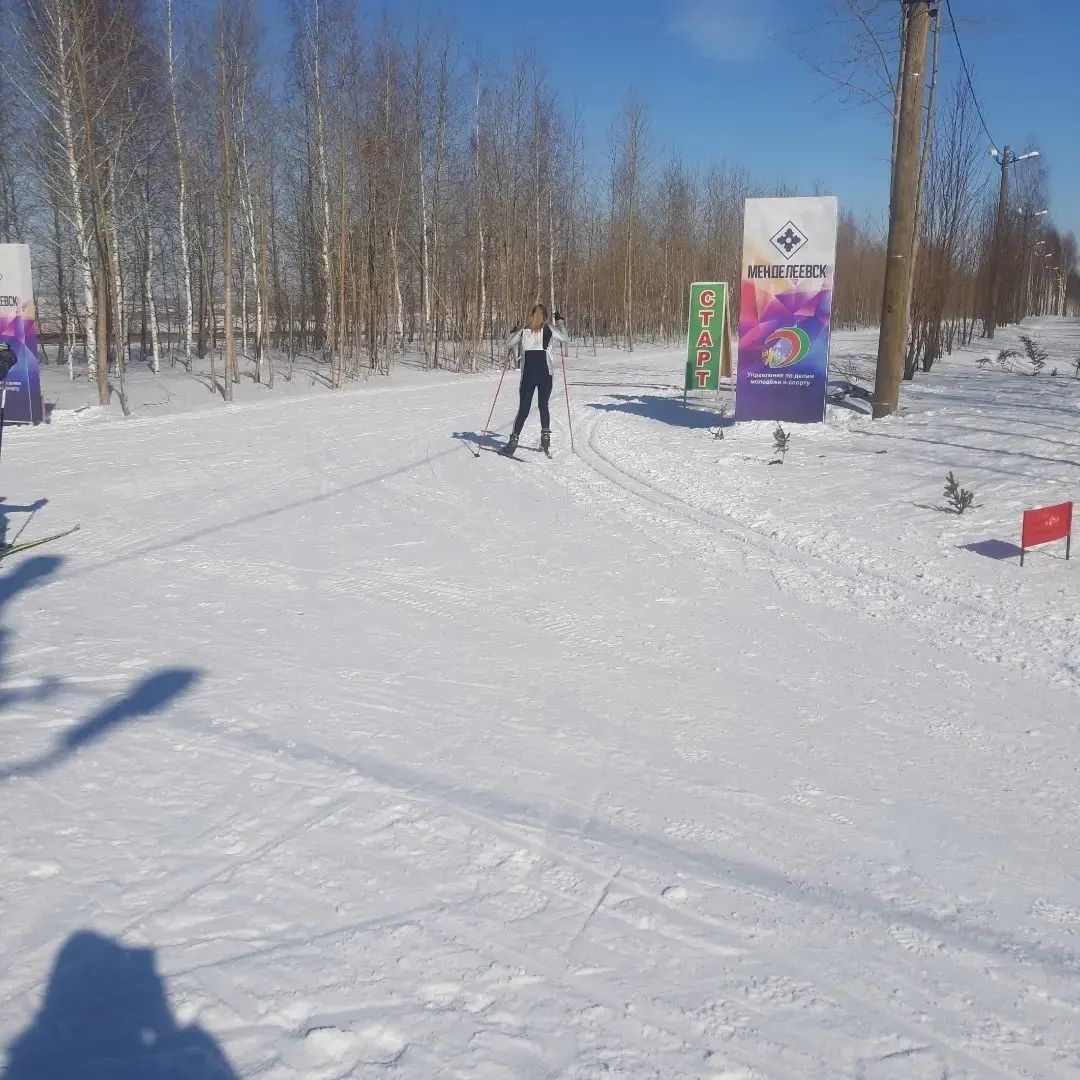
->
<box><xmin>985</xmin><ymin>144</ymin><xmax>1042</xmax><ymax>338</ymax></box>
<box><xmin>1022</xmin><ymin>231</ymin><xmax>1053</xmax><ymax>318</ymax></box>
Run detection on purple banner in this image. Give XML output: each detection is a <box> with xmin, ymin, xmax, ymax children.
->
<box><xmin>736</xmin><ymin>197</ymin><xmax>838</xmax><ymax>424</ymax></box>
<box><xmin>0</xmin><ymin>244</ymin><xmax>44</xmax><ymax>425</ymax></box>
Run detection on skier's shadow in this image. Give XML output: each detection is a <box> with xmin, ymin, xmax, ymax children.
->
<box><xmin>0</xmin><ymin>495</ymin><xmax>48</xmax><ymax>548</ymax></box>
<box><xmin>3</xmin><ymin>930</ymin><xmax>238</xmax><ymax>1079</ymax></box>
<box><xmin>0</xmin><ymin>554</ymin><xmax>65</xmax><ymax>715</ymax></box>
<box><xmin>0</xmin><ymin>667</ymin><xmax>201</xmax><ymax>782</ymax></box>
<box><xmin>452</xmin><ymin>430</ymin><xmax>504</xmax><ymax>451</ymax></box>
<box><xmin>0</xmin><ymin>554</ymin><xmax>202</xmax><ymax>782</ymax></box>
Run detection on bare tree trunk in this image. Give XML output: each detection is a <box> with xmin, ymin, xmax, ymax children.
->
<box><xmin>388</xmin><ymin>225</ymin><xmax>403</xmax><ymax>354</ymax></box>
<box><xmin>53</xmin><ymin>15</ymin><xmax>98</xmax><ymax>383</ymax></box>
<box><xmin>239</xmin><ymin>150</ymin><xmax>263</xmax><ymax>380</ymax></box>
<box><xmin>96</xmin><ymin>267</ymin><xmax>108</xmax><ymax>403</ymax></box>
<box><xmin>413</xmin><ymin>51</ymin><xmax>430</xmax><ymax>361</ymax></box>
<box><xmin>382</xmin><ymin>57</ymin><xmax>404</xmax><ymax>359</ymax></box>
<box><xmin>624</xmin><ymin>197</ymin><xmax>634</xmax><ymax>351</ymax></box>
<box><xmin>50</xmin><ymin>190</ymin><xmax>69</xmax><ymax>374</ymax></box>
<box><xmin>166</xmin><ymin>0</ymin><xmax>193</xmax><ymax>369</ymax></box>
<box><xmin>474</xmin><ymin>70</ymin><xmax>486</xmax><ymax>371</ymax></box>
<box><xmin>239</xmin><ymin>236</ymin><xmax>249</xmax><ymax>358</ymax></box>
<box><xmin>548</xmin><ymin>184</ymin><xmax>556</xmax><ymax>315</ymax></box>
<box><xmin>335</xmin><ymin>107</ymin><xmax>347</xmax><ymax>388</ymax></box>
<box><xmin>259</xmin><ymin>200</ymin><xmax>271</xmax><ymax>387</ymax></box>
<box><xmin>196</xmin><ymin>234</ymin><xmax>208</xmax><ymax>360</ymax></box>
<box><xmin>309</xmin><ymin>0</ymin><xmax>334</xmax><ymax>359</ymax></box>
<box><xmin>431</xmin><ymin>46</ymin><xmax>449</xmax><ymax>368</ymax></box>
<box><xmin>144</xmin><ymin>177</ymin><xmax>161</xmax><ymax>375</ymax></box>
<box><xmin>219</xmin><ymin>0</ymin><xmax>234</xmax><ymax>402</ymax></box>
<box><xmin>236</xmin><ymin>59</ymin><xmax>264</xmax><ymax>380</ymax></box>
<box><xmin>108</xmin><ymin>220</ymin><xmax>130</xmax><ymax>414</ymax></box>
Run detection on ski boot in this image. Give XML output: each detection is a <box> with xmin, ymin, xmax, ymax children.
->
<box><xmin>540</xmin><ymin>429</ymin><xmax>551</xmax><ymax>454</ymax></box>
<box><xmin>501</xmin><ymin>432</ymin><xmax>520</xmax><ymax>456</ymax></box>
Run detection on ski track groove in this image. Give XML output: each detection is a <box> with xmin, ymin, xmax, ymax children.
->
<box><xmin>568</xmin><ymin>386</ymin><xmax>1080</xmax><ymax>698</ymax></box>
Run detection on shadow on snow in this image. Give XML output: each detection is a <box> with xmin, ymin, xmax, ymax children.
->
<box><xmin>587</xmin><ymin>394</ymin><xmax>732</xmax><ymax>430</ymax></box>
<box><xmin>3</xmin><ymin>930</ymin><xmax>237</xmax><ymax>1079</ymax></box>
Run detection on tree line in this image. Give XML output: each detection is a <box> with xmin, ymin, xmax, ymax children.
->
<box><xmin>0</xmin><ymin>0</ymin><xmax>1075</xmax><ymax>410</ymax></box>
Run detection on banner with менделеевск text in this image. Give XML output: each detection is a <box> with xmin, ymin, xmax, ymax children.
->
<box><xmin>736</xmin><ymin>197</ymin><xmax>838</xmax><ymax>424</ymax></box>
<box><xmin>0</xmin><ymin>244</ymin><xmax>44</xmax><ymax>425</ymax></box>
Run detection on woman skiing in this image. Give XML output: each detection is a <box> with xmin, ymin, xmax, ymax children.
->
<box><xmin>502</xmin><ymin>304</ymin><xmax>567</xmax><ymax>455</ymax></box>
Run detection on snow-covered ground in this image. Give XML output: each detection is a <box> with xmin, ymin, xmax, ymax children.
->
<box><xmin>1</xmin><ymin>319</ymin><xmax>1079</xmax><ymax>1078</ymax></box>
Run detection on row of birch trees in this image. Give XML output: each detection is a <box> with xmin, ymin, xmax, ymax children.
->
<box><xmin>0</xmin><ymin>0</ymin><xmax>1074</xmax><ymax>407</ymax></box>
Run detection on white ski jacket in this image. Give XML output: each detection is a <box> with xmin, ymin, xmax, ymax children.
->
<box><xmin>507</xmin><ymin>319</ymin><xmax>568</xmax><ymax>376</ymax></box>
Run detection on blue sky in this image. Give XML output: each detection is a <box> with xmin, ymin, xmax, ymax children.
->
<box><xmin>432</xmin><ymin>0</ymin><xmax>1079</xmax><ymax>242</ymax></box>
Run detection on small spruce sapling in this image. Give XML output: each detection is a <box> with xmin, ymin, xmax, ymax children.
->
<box><xmin>1073</xmin><ymin>357</ymin><xmax>1080</xmax><ymax>378</ymax></box>
<box><xmin>943</xmin><ymin>471</ymin><xmax>976</xmax><ymax>514</ymax></box>
<box><xmin>770</xmin><ymin>423</ymin><xmax>791</xmax><ymax>464</ymax></box>
<box><xmin>1019</xmin><ymin>334</ymin><xmax>1048</xmax><ymax>375</ymax></box>
<box><xmin>710</xmin><ymin>399</ymin><xmax>731</xmax><ymax>439</ymax></box>
<box><xmin>996</xmin><ymin>347</ymin><xmax>1020</xmax><ymax>373</ymax></box>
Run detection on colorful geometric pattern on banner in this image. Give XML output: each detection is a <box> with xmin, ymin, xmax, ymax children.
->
<box><xmin>684</xmin><ymin>282</ymin><xmax>727</xmax><ymax>392</ymax></box>
<box><xmin>0</xmin><ymin>245</ymin><xmax>44</xmax><ymax>425</ymax></box>
<box><xmin>736</xmin><ymin>197</ymin><xmax>838</xmax><ymax>423</ymax></box>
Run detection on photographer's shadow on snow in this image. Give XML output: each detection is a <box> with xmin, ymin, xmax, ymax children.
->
<box><xmin>3</xmin><ymin>930</ymin><xmax>237</xmax><ymax>1079</ymax></box>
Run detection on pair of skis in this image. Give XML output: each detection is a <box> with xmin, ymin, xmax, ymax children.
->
<box><xmin>0</xmin><ymin>523</ymin><xmax>81</xmax><ymax>560</ymax></box>
<box><xmin>479</xmin><ymin>443</ymin><xmax>552</xmax><ymax>463</ymax></box>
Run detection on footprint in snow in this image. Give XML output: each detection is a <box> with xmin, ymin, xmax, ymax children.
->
<box><xmin>301</xmin><ymin>1024</ymin><xmax>407</xmax><ymax>1069</ymax></box>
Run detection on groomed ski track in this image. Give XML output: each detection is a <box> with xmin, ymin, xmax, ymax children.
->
<box><xmin>2</xmin><ymin>324</ymin><xmax>1080</xmax><ymax>1078</ymax></box>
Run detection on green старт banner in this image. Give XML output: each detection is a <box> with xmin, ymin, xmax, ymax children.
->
<box><xmin>684</xmin><ymin>282</ymin><xmax>727</xmax><ymax>392</ymax></box>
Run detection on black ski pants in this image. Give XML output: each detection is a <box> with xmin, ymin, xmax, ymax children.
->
<box><xmin>512</xmin><ymin>351</ymin><xmax>552</xmax><ymax>436</ymax></box>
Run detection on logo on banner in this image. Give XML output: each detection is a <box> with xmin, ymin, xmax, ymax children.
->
<box><xmin>770</xmin><ymin>221</ymin><xmax>808</xmax><ymax>261</ymax></box>
<box><xmin>762</xmin><ymin>327</ymin><xmax>811</xmax><ymax>368</ymax></box>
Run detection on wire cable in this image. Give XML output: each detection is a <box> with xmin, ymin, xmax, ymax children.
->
<box><xmin>943</xmin><ymin>0</ymin><xmax>999</xmax><ymax>154</ymax></box>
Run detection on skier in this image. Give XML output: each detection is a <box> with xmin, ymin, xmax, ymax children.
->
<box><xmin>502</xmin><ymin>304</ymin><xmax>567</xmax><ymax>455</ymax></box>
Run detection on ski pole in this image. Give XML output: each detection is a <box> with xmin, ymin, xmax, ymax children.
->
<box><xmin>474</xmin><ymin>348</ymin><xmax>510</xmax><ymax>458</ymax></box>
<box><xmin>559</xmin><ymin>342</ymin><xmax>574</xmax><ymax>453</ymax></box>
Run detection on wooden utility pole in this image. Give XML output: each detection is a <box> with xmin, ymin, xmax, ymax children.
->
<box><xmin>872</xmin><ymin>0</ymin><xmax>932</xmax><ymax>420</ymax></box>
<box><xmin>983</xmin><ymin>146</ymin><xmax>1011</xmax><ymax>340</ymax></box>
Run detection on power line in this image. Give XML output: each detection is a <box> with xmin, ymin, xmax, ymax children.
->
<box><xmin>943</xmin><ymin>0</ymin><xmax>998</xmax><ymax>153</ymax></box>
